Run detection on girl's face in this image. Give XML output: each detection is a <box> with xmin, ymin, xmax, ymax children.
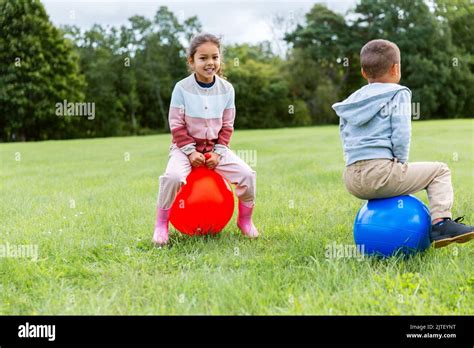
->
<box><xmin>189</xmin><ymin>41</ymin><xmax>221</xmax><ymax>83</ymax></box>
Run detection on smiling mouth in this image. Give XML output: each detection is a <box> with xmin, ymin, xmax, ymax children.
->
<box><xmin>204</xmin><ymin>67</ymin><xmax>215</xmax><ymax>73</ymax></box>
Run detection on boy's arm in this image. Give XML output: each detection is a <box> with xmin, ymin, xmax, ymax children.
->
<box><xmin>214</xmin><ymin>86</ymin><xmax>235</xmax><ymax>156</ymax></box>
<box><xmin>390</xmin><ymin>89</ymin><xmax>412</xmax><ymax>163</ymax></box>
<box><xmin>168</xmin><ymin>85</ymin><xmax>196</xmax><ymax>155</ymax></box>
<box><xmin>339</xmin><ymin>117</ymin><xmax>348</xmax><ymax>164</ymax></box>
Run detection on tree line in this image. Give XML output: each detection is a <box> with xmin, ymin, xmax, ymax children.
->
<box><xmin>0</xmin><ymin>0</ymin><xmax>472</xmax><ymax>141</ymax></box>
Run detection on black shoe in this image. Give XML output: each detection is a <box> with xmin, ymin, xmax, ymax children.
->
<box><xmin>430</xmin><ymin>216</ymin><xmax>474</xmax><ymax>248</ymax></box>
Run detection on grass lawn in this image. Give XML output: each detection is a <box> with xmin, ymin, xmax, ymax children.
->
<box><xmin>0</xmin><ymin>119</ymin><xmax>473</xmax><ymax>315</ymax></box>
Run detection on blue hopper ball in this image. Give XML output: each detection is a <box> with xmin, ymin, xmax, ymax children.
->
<box><xmin>354</xmin><ymin>195</ymin><xmax>431</xmax><ymax>257</ymax></box>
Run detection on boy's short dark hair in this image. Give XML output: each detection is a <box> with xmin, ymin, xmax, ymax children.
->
<box><xmin>360</xmin><ymin>39</ymin><xmax>400</xmax><ymax>78</ymax></box>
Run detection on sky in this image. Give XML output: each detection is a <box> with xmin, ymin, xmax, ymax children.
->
<box><xmin>43</xmin><ymin>0</ymin><xmax>357</xmax><ymax>46</ymax></box>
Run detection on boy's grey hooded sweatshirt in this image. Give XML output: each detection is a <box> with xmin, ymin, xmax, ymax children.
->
<box><xmin>332</xmin><ymin>83</ymin><xmax>412</xmax><ymax>166</ymax></box>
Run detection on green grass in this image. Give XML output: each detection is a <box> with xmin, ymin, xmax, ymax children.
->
<box><xmin>0</xmin><ymin>119</ymin><xmax>473</xmax><ymax>315</ymax></box>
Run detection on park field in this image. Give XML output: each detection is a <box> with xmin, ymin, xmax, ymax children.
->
<box><xmin>0</xmin><ymin>119</ymin><xmax>473</xmax><ymax>315</ymax></box>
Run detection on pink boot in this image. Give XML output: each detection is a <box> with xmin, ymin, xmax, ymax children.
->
<box><xmin>237</xmin><ymin>201</ymin><xmax>259</xmax><ymax>238</ymax></box>
<box><xmin>152</xmin><ymin>207</ymin><xmax>170</xmax><ymax>246</ymax></box>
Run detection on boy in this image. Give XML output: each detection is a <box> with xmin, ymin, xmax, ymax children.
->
<box><xmin>332</xmin><ymin>39</ymin><xmax>473</xmax><ymax>248</ymax></box>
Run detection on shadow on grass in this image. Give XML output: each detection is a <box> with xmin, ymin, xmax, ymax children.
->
<box><xmin>135</xmin><ymin>227</ymin><xmax>250</xmax><ymax>252</ymax></box>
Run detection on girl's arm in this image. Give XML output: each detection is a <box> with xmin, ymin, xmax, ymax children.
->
<box><xmin>214</xmin><ymin>86</ymin><xmax>235</xmax><ymax>156</ymax></box>
<box><xmin>169</xmin><ymin>84</ymin><xmax>196</xmax><ymax>155</ymax></box>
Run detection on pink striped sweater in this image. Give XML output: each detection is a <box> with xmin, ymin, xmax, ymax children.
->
<box><xmin>168</xmin><ymin>74</ymin><xmax>235</xmax><ymax>156</ymax></box>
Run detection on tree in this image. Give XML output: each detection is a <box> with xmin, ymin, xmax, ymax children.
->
<box><xmin>433</xmin><ymin>0</ymin><xmax>474</xmax><ymax>116</ymax></box>
<box><xmin>433</xmin><ymin>0</ymin><xmax>474</xmax><ymax>54</ymax></box>
<box><xmin>0</xmin><ymin>0</ymin><xmax>85</xmax><ymax>141</ymax></box>
<box><xmin>351</xmin><ymin>0</ymin><xmax>473</xmax><ymax>118</ymax></box>
<box><xmin>225</xmin><ymin>42</ymin><xmax>310</xmax><ymax>128</ymax></box>
<box><xmin>285</xmin><ymin>4</ymin><xmax>355</xmax><ymax>124</ymax></box>
<box><xmin>285</xmin><ymin>1</ymin><xmax>474</xmax><ymax>121</ymax></box>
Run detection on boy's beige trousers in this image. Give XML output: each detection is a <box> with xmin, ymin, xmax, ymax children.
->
<box><xmin>343</xmin><ymin>159</ymin><xmax>453</xmax><ymax>221</ymax></box>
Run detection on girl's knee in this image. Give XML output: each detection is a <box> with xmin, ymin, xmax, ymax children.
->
<box><xmin>160</xmin><ymin>171</ymin><xmax>185</xmax><ymax>185</ymax></box>
<box><xmin>436</xmin><ymin>162</ymin><xmax>451</xmax><ymax>176</ymax></box>
<box><xmin>241</xmin><ymin>169</ymin><xmax>256</xmax><ymax>184</ymax></box>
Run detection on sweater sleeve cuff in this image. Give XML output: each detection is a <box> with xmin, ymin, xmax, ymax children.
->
<box><xmin>213</xmin><ymin>144</ymin><xmax>228</xmax><ymax>156</ymax></box>
<box><xmin>180</xmin><ymin>143</ymin><xmax>196</xmax><ymax>156</ymax></box>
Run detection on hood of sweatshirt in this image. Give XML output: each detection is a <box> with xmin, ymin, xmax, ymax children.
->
<box><xmin>332</xmin><ymin>83</ymin><xmax>411</xmax><ymax>126</ymax></box>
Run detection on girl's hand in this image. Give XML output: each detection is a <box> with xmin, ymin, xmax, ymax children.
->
<box><xmin>205</xmin><ymin>152</ymin><xmax>221</xmax><ymax>169</ymax></box>
<box><xmin>188</xmin><ymin>152</ymin><xmax>205</xmax><ymax>167</ymax></box>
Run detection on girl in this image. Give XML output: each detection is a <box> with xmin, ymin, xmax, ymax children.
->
<box><xmin>152</xmin><ymin>33</ymin><xmax>258</xmax><ymax>246</ymax></box>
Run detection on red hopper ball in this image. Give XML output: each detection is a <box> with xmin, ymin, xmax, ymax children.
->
<box><xmin>169</xmin><ymin>164</ymin><xmax>234</xmax><ymax>236</ymax></box>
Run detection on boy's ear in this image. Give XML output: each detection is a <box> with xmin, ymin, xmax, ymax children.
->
<box><xmin>390</xmin><ymin>63</ymin><xmax>399</xmax><ymax>76</ymax></box>
<box><xmin>361</xmin><ymin>68</ymin><xmax>368</xmax><ymax>80</ymax></box>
